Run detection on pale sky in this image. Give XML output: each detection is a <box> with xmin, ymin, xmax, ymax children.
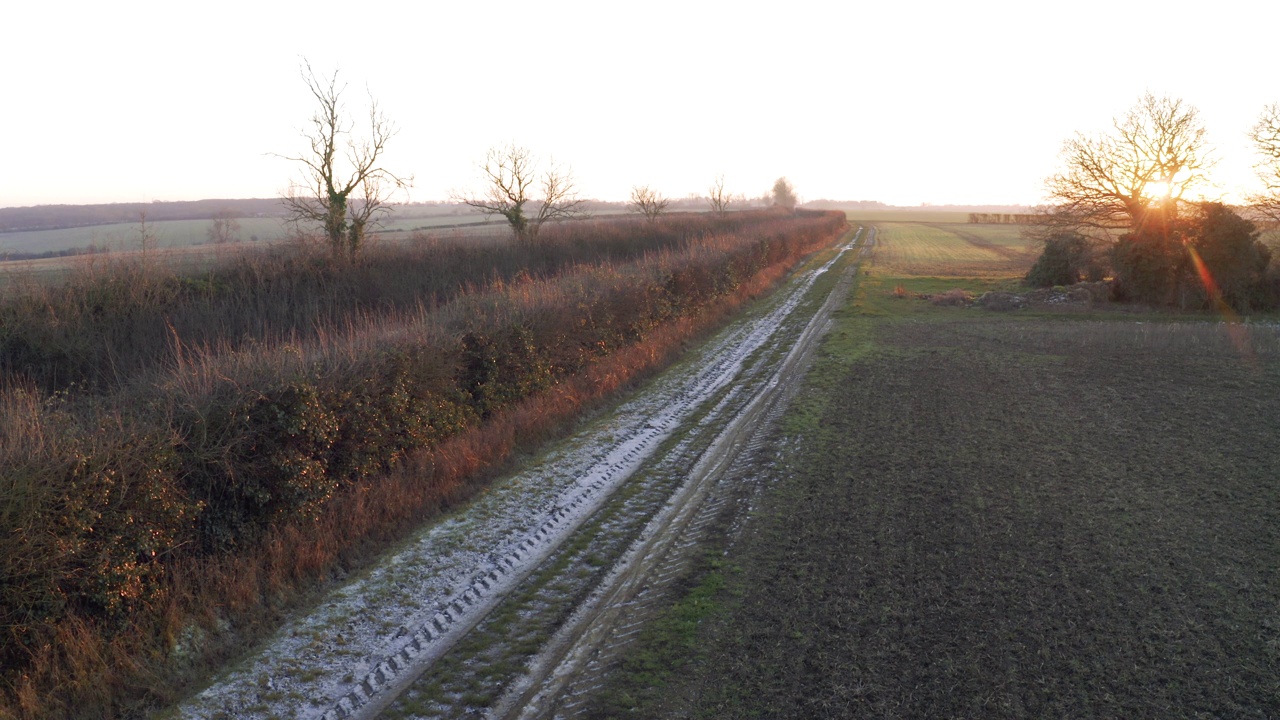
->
<box><xmin>3</xmin><ymin>0</ymin><xmax>1276</xmax><ymax>209</ymax></box>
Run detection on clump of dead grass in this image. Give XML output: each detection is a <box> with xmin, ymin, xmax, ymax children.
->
<box><xmin>928</xmin><ymin>288</ymin><xmax>972</xmax><ymax>306</ymax></box>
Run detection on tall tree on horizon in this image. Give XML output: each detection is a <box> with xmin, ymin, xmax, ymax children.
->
<box><xmin>1043</xmin><ymin>93</ymin><xmax>1213</xmax><ymax>236</ymax></box>
<box><xmin>278</xmin><ymin>62</ymin><xmax>411</xmax><ymax>258</ymax></box>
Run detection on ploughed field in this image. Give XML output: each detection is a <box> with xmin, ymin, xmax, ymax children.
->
<box><xmin>584</xmin><ymin>221</ymin><xmax>1280</xmax><ymax>718</ymax></box>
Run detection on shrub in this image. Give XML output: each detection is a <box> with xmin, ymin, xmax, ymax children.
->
<box><xmin>459</xmin><ymin>326</ymin><xmax>555</xmax><ymax>420</ymax></box>
<box><xmin>1026</xmin><ymin>233</ymin><xmax>1093</xmax><ymax>287</ymax></box>
<box><xmin>0</xmin><ymin>400</ymin><xmax>199</xmax><ymax>696</ymax></box>
<box><xmin>1110</xmin><ymin>204</ymin><xmax>1275</xmax><ymax>311</ymax></box>
<box><xmin>929</xmin><ymin>288</ymin><xmax>972</xmax><ymax>306</ymax></box>
<box><xmin>1184</xmin><ymin>203</ymin><xmax>1273</xmax><ymax>311</ymax></box>
<box><xmin>1111</xmin><ymin>227</ymin><xmax>1184</xmax><ymax>304</ymax></box>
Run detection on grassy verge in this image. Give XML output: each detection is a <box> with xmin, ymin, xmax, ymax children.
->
<box><xmin>587</xmin><ymin>221</ymin><xmax>1280</xmax><ymax>718</ymax></box>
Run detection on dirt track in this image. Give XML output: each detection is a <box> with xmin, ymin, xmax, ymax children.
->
<box><xmin>174</xmin><ymin>226</ymin><xmax>869</xmax><ymax>720</ymax></box>
<box><xmin>475</xmin><ymin>226</ymin><xmax>871</xmax><ymax>719</ymax></box>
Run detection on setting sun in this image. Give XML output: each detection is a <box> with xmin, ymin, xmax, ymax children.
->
<box><xmin>1144</xmin><ymin>180</ymin><xmax>1173</xmax><ymax>201</ymax></box>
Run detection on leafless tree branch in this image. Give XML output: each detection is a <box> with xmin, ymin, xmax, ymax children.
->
<box><xmin>1042</xmin><ymin>93</ymin><xmax>1213</xmax><ymax>237</ymax></box>
<box><xmin>629</xmin><ymin>185</ymin><xmax>669</xmax><ymax>223</ymax></box>
<box><xmin>1247</xmin><ymin>103</ymin><xmax>1280</xmax><ymax>223</ymax></box>
<box><xmin>206</xmin><ymin>209</ymin><xmax>241</xmax><ymax>245</ymax></box>
<box><xmin>708</xmin><ymin>174</ymin><xmax>731</xmax><ymax>217</ymax></box>
<box><xmin>275</xmin><ymin>61</ymin><xmax>411</xmax><ymax>257</ymax></box>
<box><xmin>453</xmin><ymin>144</ymin><xmax>588</xmax><ymax>241</ymax></box>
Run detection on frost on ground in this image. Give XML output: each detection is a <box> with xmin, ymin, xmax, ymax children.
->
<box><xmin>173</xmin><ymin>235</ymin><xmax>857</xmax><ymax>720</ymax></box>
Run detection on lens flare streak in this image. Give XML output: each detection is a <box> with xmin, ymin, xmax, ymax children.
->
<box><xmin>1187</xmin><ymin>245</ymin><xmax>1257</xmax><ymax>367</ymax></box>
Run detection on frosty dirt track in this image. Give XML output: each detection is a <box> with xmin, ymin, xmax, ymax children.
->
<box><xmin>491</xmin><ymin>227</ymin><xmax>874</xmax><ymax>720</ymax></box>
<box><xmin>174</xmin><ymin>226</ymin><xmax>869</xmax><ymax>720</ymax></box>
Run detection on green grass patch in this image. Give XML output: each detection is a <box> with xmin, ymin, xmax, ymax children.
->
<box><xmin>584</xmin><ymin>556</ymin><xmax>728</xmax><ymax>719</ymax></box>
<box><xmin>871</xmin><ymin>221</ymin><xmax>1037</xmax><ymax>279</ymax></box>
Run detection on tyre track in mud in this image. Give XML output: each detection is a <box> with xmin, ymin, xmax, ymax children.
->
<box><xmin>945</xmin><ymin>224</ymin><xmax>1036</xmax><ymax>266</ymax></box>
<box><xmin>174</xmin><ymin>227</ymin><xmax>867</xmax><ymax>720</ymax></box>
<box><xmin>488</xmin><ymin>226</ymin><xmax>874</xmax><ymax>720</ymax></box>
<box><xmin>359</xmin><ymin>229</ymin><xmax>867</xmax><ymax>720</ymax></box>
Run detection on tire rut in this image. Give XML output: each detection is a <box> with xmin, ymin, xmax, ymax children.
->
<box><xmin>489</xmin><ymin>227</ymin><xmax>874</xmax><ymax>720</ymax></box>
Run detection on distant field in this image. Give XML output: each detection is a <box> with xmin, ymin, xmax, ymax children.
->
<box><xmin>371</xmin><ymin>213</ymin><xmax>512</xmax><ymax>233</ymax></box>
<box><xmin>0</xmin><ymin>242</ymin><xmax>282</xmax><ymax>292</ymax></box>
<box><xmin>0</xmin><ymin>201</ymin><xmax>726</xmax><ymax>257</ymax></box>
<box><xmin>871</xmin><ymin>221</ymin><xmax>1037</xmax><ymax>278</ymax></box>
<box><xmin>0</xmin><ymin>209</ymin><xmax>694</xmax><ymax>286</ymax></box>
<box><xmin>0</xmin><ymin>213</ymin><xmax>513</xmax><ymax>256</ymax></box>
<box><xmin>0</xmin><ymin>218</ymin><xmax>291</xmax><ymax>254</ymax></box>
<box><xmin>841</xmin><ymin>209</ymin><xmax>972</xmax><ymax>223</ymax></box>
<box><xmin>589</xmin><ymin>222</ymin><xmax>1280</xmax><ymax>718</ymax></box>
<box><xmin>0</xmin><ymin>218</ymin><xmax>516</xmax><ymax>291</ymax></box>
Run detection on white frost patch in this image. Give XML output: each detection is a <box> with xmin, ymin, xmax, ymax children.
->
<box><xmin>173</xmin><ymin>237</ymin><xmax>859</xmax><ymax>720</ymax></box>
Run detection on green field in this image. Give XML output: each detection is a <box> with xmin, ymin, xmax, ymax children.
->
<box><xmin>872</xmin><ymin>222</ymin><xmax>1036</xmax><ymax>278</ymax></box>
<box><xmin>586</xmin><ymin>221</ymin><xmax>1280</xmax><ymax>718</ymax></box>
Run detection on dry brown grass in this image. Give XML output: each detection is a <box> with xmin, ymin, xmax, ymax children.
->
<box><xmin>927</xmin><ymin>287</ymin><xmax>972</xmax><ymax>305</ymax></box>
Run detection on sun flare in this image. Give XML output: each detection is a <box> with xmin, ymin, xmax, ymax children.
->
<box><xmin>1144</xmin><ymin>180</ymin><xmax>1173</xmax><ymax>201</ymax></box>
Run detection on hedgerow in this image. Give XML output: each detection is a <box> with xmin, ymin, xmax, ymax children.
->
<box><xmin>0</xmin><ymin>210</ymin><xmax>845</xmax><ymax>718</ymax></box>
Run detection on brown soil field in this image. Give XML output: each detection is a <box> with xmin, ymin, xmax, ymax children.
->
<box><xmin>584</xmin><ymin>223</ymin><xmax>1280</xmax><ymax>719</ymax></box>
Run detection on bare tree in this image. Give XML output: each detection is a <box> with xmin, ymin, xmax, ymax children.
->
<box><xmin>455</xmin><ymin>144</ymin><xmax>588</xmax><ymax>241</ymax></box>
<box><xmin>629</xmin><ymin>185</ymin><xmax>669</xmax><ymax>223</ymax></box>
<box><xmin>278</xmin><ymin>62</ymin><xmax>411</xmax><ymax>257</ymax></box>
<box><xmin>135</xmin><ymin>211</ymin><xmax>158</xmax><ymax>255</ymax></box>
<box><xmin>533</xmin><ymin>163</ymin><xmax>588</xmax><ymax>236</ymax></box>
<box><xmin>1248</xmin><ymin>103</ymin><xmax>1280</xmax><ymax>223</ymax></box>
<box><xmin>206</xmin><ymin>209</ymin><xmax>242</xmax><ymax>245</ymax></box>
<box><xmin>708</xmin><ymin>174</ymin><xmax>731</xmax><ymax>217</ymax></box>
<box><xmin>772</xmin><ymin>177</ymin><xmax>797</xmax><ymax>212</ymax></box>
<box><xmin>1044</xmin><ymin>93</ymin><xmax>1213</xmax><ymax>235</ymax></box>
